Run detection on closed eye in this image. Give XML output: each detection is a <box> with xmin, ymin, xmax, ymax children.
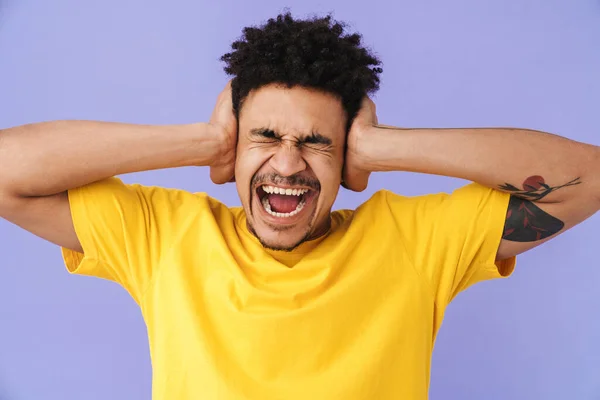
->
<box><xmin>301</xmin><ymin>143</ymin><xmax>335</xmax><ymax>157</ymax></box>
<box><xmin>297</xmin><ymin>133</ymin><xmax>334</xmax><ymax>154</ymax></box>
<box><xmin>249</xmin><ymin>128</ymin><xmax>334</xmax><ymax>152</ymax></box>
<box><xmin>301</xmin><ymin>132</ymin><xmax>332</xmax><ymax>146</ymax></box>
<box><xmin>250</xmin><ymin>128</ymin><xmax>281</xmax><ymax>143</ymax></box>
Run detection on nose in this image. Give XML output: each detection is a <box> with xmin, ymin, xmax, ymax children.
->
<box><xmin>268</xmin><ymin>141</ymin><xmax>307</xmax><ymax>177</ymax></box>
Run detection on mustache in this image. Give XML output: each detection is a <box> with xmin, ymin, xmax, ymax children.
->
<box><xmin>252</xmin><ymin>173</ymin><xmax>321</xmax><ymax>191</ymax></box>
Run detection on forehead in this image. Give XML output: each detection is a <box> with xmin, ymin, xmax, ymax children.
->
<box><xmin>239</xmin><ymin>84</ymin><xmax>346</xmax><ymax>139</ymax></box>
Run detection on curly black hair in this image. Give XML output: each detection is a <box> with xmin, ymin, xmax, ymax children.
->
<box><xmin>220</xmin><ymin>12</ymin><xmax>383</xmax><ymax>132</ymax></box>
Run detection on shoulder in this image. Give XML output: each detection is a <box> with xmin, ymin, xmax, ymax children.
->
<box><xmin>345</xmin><ymin>184</ymin><xmax>504</xmax><ymax>230</ymax></box>
<box><xmin>355</xmin><ymin>189</ymin><xmax>446</xmax><ymax>215</ymax></box>
<box><xmin>94</xmin><ymin>178</ymin><xmax>234</xmax><ymax>222</ymax></box>
<box><xmin>360</xmin><ymin>184</ymin><xmax>505</xmax><ymax>212</ymax></box>
<box><xmin>329</xmin><ymin>190</ymin><xmax>426</xmax><ymax>229</ymax></box>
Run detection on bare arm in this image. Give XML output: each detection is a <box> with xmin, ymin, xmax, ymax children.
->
<box><xmin>0</xmin><ymin>121</ymin><xmax>221</xmax><ymax>252</ymax></box>
<box><xmin>354</xmin><ymin>125</ymin><xmax>600</xmax><ymax>260</ymax></box>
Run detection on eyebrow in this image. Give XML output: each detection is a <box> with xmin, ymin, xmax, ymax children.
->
<box><xmin>250</xmin><ymin>128</ymin><xmax>333</xmax><ymax>146</ymax></box>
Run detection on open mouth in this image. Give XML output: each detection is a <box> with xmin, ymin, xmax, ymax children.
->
<box><xmin>256</xmin><ymin>184</ymin><xmax>317</xmax><ymax>219</ymax></box>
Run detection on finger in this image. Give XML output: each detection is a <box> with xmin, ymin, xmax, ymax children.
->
<box><xmin>342</xmin><ymin>165</ymin><xmax>370</xmax><ymax>192</ymax></box>
<box><xmin>210</xmin><ymin>164</ymin><xmax>235</xmax><ymax>185</ymax></box>
<box><xmin>352</xmin><ymin>173</ymin><xmax>370</xmax><ymax>192</ymax></box>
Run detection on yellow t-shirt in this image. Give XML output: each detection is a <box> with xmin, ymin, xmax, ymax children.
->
<box><xmin>62</xmin><ymin>177</ymin><xmax>515</xmax><ymax>399</ymax></box>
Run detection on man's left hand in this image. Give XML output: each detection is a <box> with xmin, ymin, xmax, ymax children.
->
<box><xmin>343</xmin><ymin>97</ymin><xmax>378</xmax><ymax>192</ymax></box>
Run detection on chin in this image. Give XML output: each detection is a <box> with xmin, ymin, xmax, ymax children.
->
<box><xmin>248</xmin><ymin>204</ymin><xmax>315</xmax><ymax>251</ymax></box>
<box><xmin>251</xmin><ymin>226</ymin><xmax>312</xmax><ymax>252</ymax></box>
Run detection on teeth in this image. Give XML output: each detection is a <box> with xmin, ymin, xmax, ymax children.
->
<box><xmin>262</xmin><ymin>185</ymin><xmax>308</xmax><ymax>196</ymax></box>
<box><xmin>261</xmin><ymin>196</ymin><xmax>306</xmax><ymax>218</ymax></box>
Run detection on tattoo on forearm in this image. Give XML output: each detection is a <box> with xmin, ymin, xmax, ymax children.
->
<box><xmin>499</xmin><ymin>176</ymin><xmax>581</xmax><ymax>202</ymax></box>
<box><xmin>499</xmin><ymin>175</ymin><xmax>575</xmax><ymax>241</ymax></box>
<box><xmin>502</xmin><ymin>196</ymin><xmax>564</xmax><ymax>242</ymax></box>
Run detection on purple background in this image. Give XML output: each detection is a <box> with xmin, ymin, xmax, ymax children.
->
<box><xmin>1</xmin><ymin>0</ymin><xmax>599</xmax><ymax>399</ymax></box>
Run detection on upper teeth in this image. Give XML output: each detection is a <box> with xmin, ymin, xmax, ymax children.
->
<box><xmin>262</xmin><ymin>185</ymin><xmax>308</xmax><ymax>196</ymax></box>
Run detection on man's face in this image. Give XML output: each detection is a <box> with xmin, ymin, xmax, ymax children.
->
<box><xmin>235</xmin><ymin>84</ymin><xmax>347</xmax><ymax>251</ymax></box>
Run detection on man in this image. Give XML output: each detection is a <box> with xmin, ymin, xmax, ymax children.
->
<box><xmin>0</xmin><ymin>12</ymin><xmax>598</xmax><ymax>400</ymax></box>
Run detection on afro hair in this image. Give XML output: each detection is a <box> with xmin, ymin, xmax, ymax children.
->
<box><xmin>220</xmin><ymin>12</ymin><xmax>383</xmax><ymax>132</ymax></box>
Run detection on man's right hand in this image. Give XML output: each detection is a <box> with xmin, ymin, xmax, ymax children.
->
<box><xmin>208</xmin><ymin>81</ymin><xmax>238</xmax><ymax>184</ymax></box>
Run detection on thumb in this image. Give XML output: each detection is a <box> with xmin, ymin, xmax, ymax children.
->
<box><xmin>342</xmin><ymin>162</ymin><xmax>370</xmax><ymax>192</ymax></box>
<box><xmin>210</xmin><ymin>163</ymin><xmax>235</xmax><ymax>185</ymax></box>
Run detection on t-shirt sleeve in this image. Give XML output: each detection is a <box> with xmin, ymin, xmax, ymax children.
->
<box><xmin>383</xmin><ymin>183</ymin><xmax>516</xmax><ymax>308</ymax></box>
<box><xmin>61</xmin><ymin>177</ymin><xmax>192</xmax><ymax>304</ymax></box>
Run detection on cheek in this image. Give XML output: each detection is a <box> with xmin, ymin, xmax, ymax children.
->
<box><xmin>307</xmin><ymin>154</ymin><xmax>344</xmax><ymax>191</ymax></box>
<box><xmin>234</xmin><ymin>147</ymin><xmax>275</xmax><ymax>193</ymax></box>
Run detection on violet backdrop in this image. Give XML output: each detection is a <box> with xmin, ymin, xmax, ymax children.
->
<box><xmin>0</xmin><ymin>0</ymin><xmax>599</xmax><ymax>399</ymax></box>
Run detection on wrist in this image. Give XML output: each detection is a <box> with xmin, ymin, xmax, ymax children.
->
<box><xmin>186</xmin><ymin>122</ymin><xmax>225</xmax><ymax>167</ymax></box>
<box><xmin>352</xmin><ymin>125</ymin><xmax>395</xmax><ymax>172</ymax></box>
<box><xmin>362</xmin><ymin>125</ymin><xmax>414</xmax><ymax>172</ymax></box>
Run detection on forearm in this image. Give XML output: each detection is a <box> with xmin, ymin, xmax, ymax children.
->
<box><xmin>0</xmin><ymin>120</ymin><xmax>219</xmax><ymax>197</ymax></box>
<box><xmin>362</xmin><ymin>126</ymin><xmax>600</xmax><ymax>203</ymax></box>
